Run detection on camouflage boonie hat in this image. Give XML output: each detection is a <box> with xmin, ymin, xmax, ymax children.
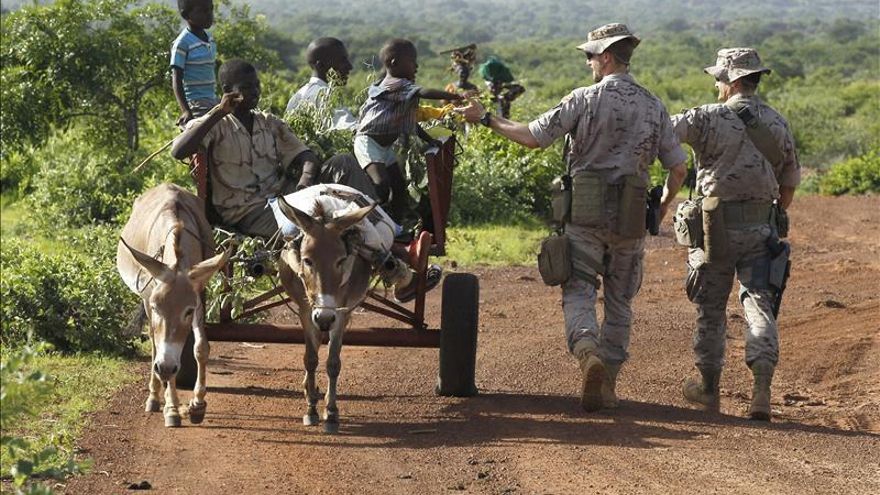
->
<box><xmin>576</xmin><ymin>23</ymin><xmax>641</xmax><ymax>55</ymax></box>
<box><xmin>704</xmin><ymin>48</ymin><xmax>771</xmax><ymax>83</ymax></box>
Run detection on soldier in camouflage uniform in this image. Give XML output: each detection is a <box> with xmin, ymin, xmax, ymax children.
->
<box><xmin>458</xmin><ymin>24</ymin><xmax>687</xmax><ymax>412</ymax></box>
<box><xmin>660</xmin><ymin>48</ymin><xmax>800</xmax><ymax>420</ymax></box>
<box><xmin>172</xmin><ymin>59</ymin><xmax>376</xmax><ymax>238</ymax></box>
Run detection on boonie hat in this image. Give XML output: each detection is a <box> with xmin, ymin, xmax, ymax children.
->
<box><xmin>704</xmin><ymin>48</ymin><xmax>771</xmax><ymax>83</ymax></box>
<box><xmin>576</xmin><ymin>23</ymin><xmax>641</xmax><ymax>55</ymax></box>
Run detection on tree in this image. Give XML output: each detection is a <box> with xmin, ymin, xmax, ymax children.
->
<box><xmin>1</xmin><ymin>0</ymin><xmax>179</xmax><ymax>152</ymax></box>
<box><xmin>0</xmin><ymin>0</ymin><xmax>283</xmax><ymax>154</ymax></box>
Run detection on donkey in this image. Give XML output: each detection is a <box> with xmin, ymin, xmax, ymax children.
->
<box><xmin>117</xmin><ymin>184</ymin><xmax>228</xmax><ymax>427</ymax></box>
<box><xmin>276</xmin><ymin>196</ymin><xmax>376</xmax><ymax>434</ymax></box>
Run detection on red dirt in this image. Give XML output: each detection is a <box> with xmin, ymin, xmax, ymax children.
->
<box><xmin>65</xmin><ymin>196</ymin><xmax>879</xmax><ymax>494</ymax></box>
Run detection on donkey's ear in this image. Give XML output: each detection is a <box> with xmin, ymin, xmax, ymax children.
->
<box><xmin>188</xmin><ymin>249</ymin><xmax>231</xmax><ymax>289</ymax></box>
<box><xmin>119</xmin><ymin>237</ymin><xmax>174</xmax><ymax>284</ymax></box>
<box><xmin>329</xmin><ymin>204</ymin><xmax>376</xmax><ymax>233</ymax></box>
<box><xmin>278</xmin><ymin>196</ymin><xmax>320</xmax><ymax>235</ymax></box>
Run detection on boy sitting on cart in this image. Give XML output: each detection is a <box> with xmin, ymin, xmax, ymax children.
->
<box><xmin>171</xmin><ymin>59</ymin><xmax>438</xmax><ymax>301</ymax></box>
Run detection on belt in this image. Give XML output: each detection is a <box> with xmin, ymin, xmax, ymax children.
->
<box><xmin>721</xmin><ymin>200</ymin><xmax>772</xmax><ymax>228</ymax></box>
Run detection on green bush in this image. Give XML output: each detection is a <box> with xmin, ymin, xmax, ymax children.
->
<box><xmin>818</xmin><ymin>150</ymin><xmax>880</xmax><ymax>195</ymax></box>
<box><xmin>0</xmin><ymin>226</ymin><xmax>138</xmax><ymax>354</ymax></box>
<box><xmin>1</xmin><ymin>343</ymin><xmax>88</xmax><ymax>494</ymax></box>
<box><xmin>24</xmin><ymin>131</ymin><xmax>143</xmax><ymax>230</ymax></box>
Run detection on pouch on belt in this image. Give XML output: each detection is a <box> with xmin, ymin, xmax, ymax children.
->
<box><xmin>617</xmin><ymin>175</ymin><xmax>647</xmax><ymax>239</ymax></box>
<box><xmin>549</xmin><ymin>175</ymin><xmax>572</xmax><ymax>228</ymax></box>
<box><xmin>537</xmin><ymin>233</ymin><xmax>571</xmax><ymax>286</ymax></box>
<box><xmin>673</xmin><ymin>198</ymin><xmax>703</xmax><ymax>248</ymax></box>
<box><xmin>701</xmin><ymin>196</ymin><xmax>727</xmax><ymax>262</ymax></box>
<box><xmin>570</xmin><ymin>171</ymin><xmax>605</xmax><ymax>227</ymax></box>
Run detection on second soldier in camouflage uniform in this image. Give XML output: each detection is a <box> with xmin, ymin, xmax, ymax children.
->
<box><xmin>458</xmin><ymin>24</ymin><xmax>687</xmax><ymax>412</ymax></box>
<box><xmin>660</xmin><ymin>48</ymin><xmax>800</xmax><ymax>420</ymax></box>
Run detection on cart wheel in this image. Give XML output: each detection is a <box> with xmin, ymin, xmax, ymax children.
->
<box><xmin>436</xmin><ymin>273</ymin><xmax>479</xmax><ymax>397</ymax></box>
<box><xmin>175</xmin><ymin>330</ymin><xmax>198</xmax><ymax>390</ymax></box>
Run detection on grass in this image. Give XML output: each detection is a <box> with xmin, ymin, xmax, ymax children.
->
<box><xmin>1</xmin><ymin>196</ymin><xmax>66</xmax><ymax>255</ymax></box>
<box><xmin>0</xmin><ymin>350</ymin><xmax>139</xmax><ymax>477</ymax></box>
<box><xmin>444</xmin><ymin>221</ymin><xmax>547</xmax><ymax>267</ymax></box>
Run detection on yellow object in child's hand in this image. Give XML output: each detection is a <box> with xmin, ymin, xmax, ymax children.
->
<box><xmin>416</xmin><ymin>104</ymin><xmax>461</xmax><ymax>122</ymax></box>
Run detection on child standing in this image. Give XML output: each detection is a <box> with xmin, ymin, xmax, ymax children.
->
<box><xmin>170</xmin><ymin>0</ymin><xmax>217</xmax><ymax>127</ymax></box>
<box><xmin>355</xmin><ymin>38</ymin><xmax>462</xmax><ymax>221</ymax></box>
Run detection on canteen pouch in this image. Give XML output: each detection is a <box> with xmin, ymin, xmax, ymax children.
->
<box><xmin>701</xmin><ymin>196</ymin><xmax>727</xmax><ymax>262</ymax></box>
<box><xmin>549</xmin><ymin>175</ymin><xmax>572</xmax><ymax>228</ymax></box>
<box><xmin>570</xmin><ymin>171</ymin><xmax>605</xmax><ymax>227</ymax></box>
<box><xmin>617</xmin><ymin>175</ymin><xmax>647</xmax><ymax>238</ymax></box>
<box><xmin>673</xmin><ymin>198</ymin><xmax>703</xmax><ymax>248</ymax></box>
<box><xmin>537</xmin><ymin>234</ymin><xmax>571</xmax><ymax>286</ymax></box>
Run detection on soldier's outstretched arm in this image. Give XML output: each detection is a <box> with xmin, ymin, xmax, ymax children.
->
<box><xmin>455</xmin><ymin>98</ymin><xmax>539</xmax><ymax>148</ymax></box>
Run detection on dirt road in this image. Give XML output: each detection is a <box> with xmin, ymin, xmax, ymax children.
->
<box><xmin>66</xmin><ymin>196</ymin><xmax>879</xmax><ymax>494</ymax></box>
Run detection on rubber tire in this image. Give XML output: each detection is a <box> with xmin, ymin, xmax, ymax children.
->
<box><xmin>436</xmin><ymin>273</ymin><xmax>479</xmax><ymax>397</ymax></box>
<box><xmin>175</xmin><ymin>330</ymin><xmax>198</xmax><ymax>390</ymax></box>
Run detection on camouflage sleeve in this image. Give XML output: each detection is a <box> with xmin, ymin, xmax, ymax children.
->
<box><xmin>528</xmin><ymin>89</ymin><xmax>587</xmax><ymax>149</ymax></box>
<box><xmin>268</xmin><ymin>114</ymin><xmax>310</xmax><ymax>165</ymax></box>
<box><xmin>777</xmin><ymin>123</ymin><xmax>801</xmax><ymax>188</ymax></box>
<box><xmin>670</xmin><ymin>107</ymin><xmax>703</xmax><ymax>148</ymax></box>
<box><xmin>657</xmin><ymin>106</ymin><xmax>688</xmax><ymax>169</ymax></box>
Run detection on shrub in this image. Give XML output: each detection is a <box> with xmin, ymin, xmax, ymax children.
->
<box><xmin>0</xmin><ymin>226</ymin><xmax>138</xmax><ymax>354</ymax></box>
<box><xmin>1</xmin><ymin>343</ymin><xmax>88</xmax><ymax>494</ymax></box>
<box><xmin>818</xmin><ymin>149</ymin><xmax>880</xmax><ymax>196</ymax></box>
<box><xmin>25</xmin><ymin>138</ymin><xmax>142</xmax><ymax>230</ymax></box>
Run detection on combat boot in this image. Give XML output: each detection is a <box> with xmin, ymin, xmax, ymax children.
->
<box><xmin>682</xmin><ymin>367</ymin><xmax>721</xmax><ymax>412</ymax></box>
<box><xmin>601</xmin><ymin>364</ymin><xmax>621</xmax><ymax>409</ymax></box>
<box><xmin>748</xmin><ymin>359</ymin><xmax>775</xmax><ymax>421</ymax></box>
<box><xmin>573</xmin><ymin>340</ymin><xmax>605</xmax><ymax>412</ymax></box>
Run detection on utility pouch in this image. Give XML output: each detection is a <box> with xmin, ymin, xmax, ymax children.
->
<box><xmin>771</xmin><ymin>203</ymin><xmax>790</xmax><ymax>238</ymax></box>
<box><xmin>701</xmin><ymin>197</ymin><xmax>728</xmax><ymax>262</ymax></box>
<box><xmin>673</xmin><ymin>198</ymin><xmax>703</xmax><ymax>248</ymax></box>
<box><xmin>570</xmin><ymin>171</ymin><xmax>605</xmax><ymax>227</ymax></box>
<box><xmin>646</xmin><ymin>185</ymin><xmax>663</xmax><ymax>236</ymax></box>
<box><xmin>768</xmin><ymin>240</ymin><xmax>791</xmax><ymax>292</ymax></box>
<box><xmin>549</xmin><ymin>175</ymin><xmax>572</xmax><ymax>228</ymax></box>
<box><xmin>537</xmin><ymin>233</ymin><xmax>571</xmax><ymax>286</ymax></box>
<box><xmin>616</xmin><ymin>175</ymin><xmax>647</xmax><ymax>239</ymax></box>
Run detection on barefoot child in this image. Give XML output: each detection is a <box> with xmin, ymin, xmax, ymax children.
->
<box><xmin>170</xmin><ymin>0</ymin><xmax>218</xmax><ymax>127</ymax></box>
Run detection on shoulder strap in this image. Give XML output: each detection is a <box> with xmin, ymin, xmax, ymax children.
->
<box><xmin>725</xmin><ymin>99</ymin><xmax>784</xmax><ymax>169</ymax></box>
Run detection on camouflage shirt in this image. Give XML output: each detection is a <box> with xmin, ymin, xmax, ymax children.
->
<box><xmin>671</xmin><ymin>94</ymin><xmax>800</xmax><ymax>201</ymax></box>
<box><xmin>528</xmin><ymin>73</ymin><xmax>686</xmax><ymax>184</ymax></box>
<box><xmin>190</xmin><ymin>110</ymin><xmax>309</xmax><ymax>225</ymax></box>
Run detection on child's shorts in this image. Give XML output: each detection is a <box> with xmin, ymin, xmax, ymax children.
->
<box><xmin>353</xmin><ymin>134</ymin><xmax>398</xmax><ymax>169</ymax></box>
<box><xmin>189</xmin><ymin>98</ymin><xmax>219</xmax><ymax>118</ymax></box>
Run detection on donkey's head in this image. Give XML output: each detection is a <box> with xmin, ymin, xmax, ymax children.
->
<box><xmin>120</xmin><ymin>236</ymin><xmax>228</xmax><ymax>381</ymax></box>
<box><xmin>278</xmin><ymin>197</ymin><xmax>374</xmax><ymax>332</ymax></box>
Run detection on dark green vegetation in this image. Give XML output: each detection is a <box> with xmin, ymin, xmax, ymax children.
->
<box><xmin>0</xmin><ymin>1</ymin><xmax>877</xmax><ymax>490</ymax></box>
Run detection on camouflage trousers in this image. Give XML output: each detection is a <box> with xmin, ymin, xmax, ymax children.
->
<box><xmin>562</xmin><ymin>223</ymin><xmax>645</xmax><ymax>366</ymax></box>
<box><xmin>686</xmin><ymin>224</ymin><xmax>779</xmax><ymax>370</ymax></box>
<box><xmin>233</xmin><ymin>153</ymin><xmax>377</xmax><ymax>238</ymax></box>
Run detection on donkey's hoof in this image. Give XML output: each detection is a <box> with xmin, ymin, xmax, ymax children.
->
<box><xmin>188</xmin><ymin>400</ymin><xmax>207</xmax><ymax>424</ymax></box>
<box><xmin>145</xmin><ymin>398</ymin><xmax>161</xmax><ymax>413</ymax></box>
<box><xmin>164</xmin><ymin>414</ymin><xmax>182</xmax><ymax>427</ymax></box>
<box><xmin>323</xmin><ymin>420</ymin><xmax>340</xmax><ymax>434</ymax></box>
<box><xmin>303</xmin><ymin>414</ymin><xmax>320</xmax><ymax>426</ymax></box>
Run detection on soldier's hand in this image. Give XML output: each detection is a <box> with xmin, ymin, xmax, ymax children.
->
<box><xmin>218</xmin><ymin>92</ymin><xmax>244</xmax><ymax>114</ymax></box>
<box><xmin>454</xmin><ymin>98</ymin><xmax>486</xmax><ymax>124</ymax></box>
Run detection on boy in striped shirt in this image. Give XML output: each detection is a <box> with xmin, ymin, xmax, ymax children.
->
<box><xmin>170</xmin><ymin>0</ymin><xmax>217</xmax><ymax>127</ymax></box>
<box><xmin>355</xmin><ymin>38</ymin><xmax>462</xmax><ymax>222</ymax></box>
